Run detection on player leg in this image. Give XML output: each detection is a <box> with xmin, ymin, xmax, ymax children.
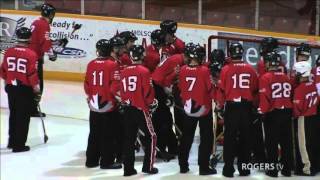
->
<box><xmin>198</xmin><ymin>112</ymin><xmax>216</xmax><ymax>175</ymax></box>
<box><xmin>140</xmin><ymin>111</ymin><xmax>157</xmax><ymax>174</ymax></box>
<box><xmin>100</xmin><ymin>111</ymin><xmax>121</xmax><ymax>169</ymax></box>
<box><xmin>123</xmin><ymin>106</ymin><xmax>139</xmax><ymax>176</ymax></box>
<box><xmin>6</xmin><ymin>85</ymin><xmax>16</xmax><ymax>149</ymax></box>
<box><xmin>305</xmin><ymin>115</ymin><xmax>318</xmax><ymax>175</ymax></box>
<box><xmin>222</xmin><ymin>102</ymin><xmax>238</xmax><ymax>177</ymax></box>
<box><xmin>178</xmin><ymin>114</ymin><xmax>197</xmax><ymax>173</ymax></box>
<box><xmin>12</xmin><ymin>86</ymin><xmax>33</xmax><ymax>152</ymax></box>
<box><xmin>114</xmin><ymin>111</ymin><xmax>124</xmax><ymax>163</ymax></box>
<box><xmin>237</xmin><ymin>103</ymin><xmax>252</xmax><ymax>176</ymax></box>
<box><xmin>85</xmin><ymin>111</ymin><xmax>101</xmax><ymax>168</ymax></box>
<box><xmin>251</xmin><ymin>113</ymin><xmax>266</xmax><ymax>163</ymax></box>
<box><xmin>278</xmin><ymin>109</ymin><xmax>293</xmax><ymax>176</ymax></box>
<box><xmin>264</xmin><ymin>110</ymin><xmax>281</xmax><ymax>177</ymax></box>
<box><xmin>31</xmin><ymin>58</ymin><xmax>45</xmax><ymax>117</ymax></box>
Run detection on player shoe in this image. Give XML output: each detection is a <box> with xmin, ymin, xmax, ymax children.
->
<box><xmin>31</xmin><ymin>111</ymin><xmax>46</xmax><ymax>117</ymax></box>
<box><xmin>124</xmin><ymin>168</ymin><xmax>137</xmax><ymax>176</ymax></box>
<box><xmin>180</xmin><ymin>166</ymin><xmax>190</xmax><ymax>173</ymax></box>
<box><xmin>199</xmin><ymin>167</ymin><xmax>217</xmax><ymax>175</ymax></box>
<box><xmin>100</xmin><ymin>162</ymin><xmax>122</xmax><ymax>169</ymax></box>
<box><xmin>142</xmin><ymin>167</ymin><xmax>158</xmax><ymax>174</ymax></box>
<box><xmin>12</xmin><ymin>146</ymin><xmax>30</xmax><ymax>153</ymax></box>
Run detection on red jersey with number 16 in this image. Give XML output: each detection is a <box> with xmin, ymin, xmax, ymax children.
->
<box><xmin>120</xmin><ymin>65</ymin><xmax>155</xmax><ymax>112</ymax></box>
<box><xmin>219</xmin><ymin>62</ymin><xmax>258</xmax><ymax>103</ymax></box>
<box><xmin>84</xmin><ymin>58</ymin><xmax>120</xmax><ymax>112</ymax></box>
<box><xmin>0</xmin><ymin>46</ymin><xmax>39</xmax><ymax>88</ymax></box>
<box><xmin>259</xmin><ymin>71</ymin><xmax>293</xmax><ymax>113</ymax></box>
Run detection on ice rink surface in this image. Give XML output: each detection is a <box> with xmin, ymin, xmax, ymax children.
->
<box><xmin>1</xmin><ymin>80</ymin><xmax>319</xmax><ymax>180</ymax></box>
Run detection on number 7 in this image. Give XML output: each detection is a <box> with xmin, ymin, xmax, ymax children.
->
<box><xmin>186</xmin><ymin>77</ymin><xmax>196</xmax><ymax>91</ymax></box>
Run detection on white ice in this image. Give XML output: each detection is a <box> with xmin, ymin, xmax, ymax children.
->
<box><xmin>1</xmin><ymin>80</ymin><xmax>318</xmax><ymax>180</ymax></box>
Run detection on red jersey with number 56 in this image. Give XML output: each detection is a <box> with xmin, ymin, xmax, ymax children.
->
<box><xmin>120</xmin><ymin>65</ymin><xmax>155</xmax><ymax>112</ymax></box>
<box><xmin>293</xmin><ymin>81</ymin><xmax>319</xmax><ymax>117</ymax></box>
<box><xmin>219</xmin><ymin>62</ymin><xmax>258</xmax><ymax>103</ymax></box>
<box><xmin>178</xmin><ymin>65</ymin><xmax>214</xmax><ymax>117</ymax></box>
<box><xmin>0</xmin><ymin>46</ymin><xmax>39</xmax><ymax>88</ymax></box>
<box><xmin>259</xmin><ymin>71</ymin><xmax>293</xmax><ymax>113</ymax></box>
<box><xmin>84</xmin><ymin>58</ymin><xmax>120</xmax><ymax>112</ymax></box>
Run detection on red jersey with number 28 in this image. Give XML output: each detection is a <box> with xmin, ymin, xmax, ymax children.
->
<box><xmin>120</xmin><ymin>65</ymin><xmax>155</xmax><ymax>112</ymax></box>
<box><xmin>259</xmin><ymin>71</ymin><xmax>293</xmax><ymax>113</ymax></box>
<box><xmin>84</xmin><ymin>58</ymin><xmax>120</xmax><ymax>112</ymax></box>
<box><xmin>178</xmin><ymin>65</ymin><xmax>214</xmax><ymax>117</ymax></box>
<box><xmin>293</xmin><ymin>82</ymin><xmax>319</xmax><ymax>117</ymax></box>
<box><xmin>0</xmin><ymin>46</ymin><xmax>39</xmax><ymax>88</ymax></box>
<box><xmin>219</xmin><ymin>62</ymin><xmax>258</xmax><ymax>103</ymax></box>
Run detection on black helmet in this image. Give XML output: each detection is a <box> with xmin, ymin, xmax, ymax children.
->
<box><xmin>109</xmin><ymin>35</ymin><xmax>125</xmax><ymax>49</ymax></box>
<box><xmin>96</xmin><ymin>39</ymin><xmax>111</xmax><ymax>57</ymax></box>
<box><xmin>210</xmin><ymin>49</ymin><xmax>225</xmax><ymax>66</ymax></box>
<box><xmin>316</xmin><ymin>56</ymin><xmax>320</xmax><ymax>66</ymax></box>
<box><xmin>151</xmin><ymin>29</ymin><xmax>166</xmax><ymax>46</ymax></box>
<box><xmin>264</xmin><ymin>51</ymin><xmax>281</xmax><ymax>67</ymax></box>
<box><xmin>129</xmin><ymin>45</ymin><xmax>145</xmax><ymax>61</ymax></box>
<box><xmin>296</xmin><ymin>43</ymin><xmax>311</xmax><ymax>57</ymax></box>
<box><xmin>41</xmin><ymin>3</ymin><xmax>56</xmax><ymax>22</ymax></box>
<box><xmin>193</xmin><ymin>45</ymin><xmax>206</xmax><ymax>63</ymax></box>
<box><xmin>119</xmin><ymin>31</ymin><xmax>137</xmax><ymax>44</ymax></box>
<box><xmin>260</xmin><ymin>37</ymin><xmax>278</xmax><ymax>56</ymax></box>
<box><xmin>184</xmin><ymin>42</ymin><xmax>197</xmax><ymax>58</ymax></box>
<box><xmin>160</xmin><ymin>20</ymin><xmax>177</xmax><ymax>34</ymax></box>
<box><xmin>16</xmin><ymin>27</ymin><xmax>32</xmax><ymax>42</ymax></box>
<box><xmin>229</xmin><ymin>43</ymin><xmax>243</xmax><ymax>59</ymax></box>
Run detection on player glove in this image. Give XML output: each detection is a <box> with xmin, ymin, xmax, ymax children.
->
<box><xmin>58</xmin><ymin>38</ymin><xmax>69</xmax><ymax>48</ymax></box>
<box><xmin>149</xmin><ymin>99</ymin><xmax>158</xmax><ymax>114</ymax></box>
<box><xmin>34</xmin><ymin>92</ymin><xmax>42</xmax><ymax>104</ymax></box>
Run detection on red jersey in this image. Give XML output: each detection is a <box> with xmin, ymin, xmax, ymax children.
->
<box><xmin>293</xmin><ymin>81</ymin><xmax>319</xmax><ymax>117</ymax></box>
<box><xmin>219</xmin><ymin>62</ymin><xmax>258</xmax><ymax>104</ymax></box>
<box><xmin>162</xmin><ymin>37</ymin><xmax>185</xmax><ymax>56</ymax></box>
<box><xmin>120</xmin><ymin>64</ymin><xmax>155</xmax><ymax>112</ymax></box>
<box><xmin>152</xmin><ymin>54</ymin><xmax>184</xmax><ymax>87</ymax></box>
<box><xmin>29</xmin><ymin>17</ymin><xmax>52</xmax><ymax>58</ymax></box>
<box><xmin>257</xmin><ymin>57</ymin><xmax>287</xmax><ymax>77</ymax></box>
<box><xmin>84</xmin><ymin>58</ymin><xmax>120</xmax><ymax>112</ymax></box>
<box><xmin>259</xmin><ymin>71</ymin><xmax>293</xmax><ymax>113</ymax></box>
<box><xmin>178</xmin><ymin>65</ymin><xmax>214</xmax><ymax>117</ymax></box>
<box><xmin>143</xmin><ymin>44</ymin><xmax>160</xmax><ymax>72</ymax></box>
<box><xmin>119</xmin><ymin>53</ymin><xmax>132</xmax><ymax>71</ymax></box>
<box><xmin>0</xmin><ymin>46</ymin><xmax>39</xmax><ymax>88</ymax></box>
<box><xmin>311</xmin><ymin>66</ymin><xmax>320</xmax><ymax>96</ymax></box>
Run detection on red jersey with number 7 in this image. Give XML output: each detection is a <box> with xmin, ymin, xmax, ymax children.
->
<box><xmin>259</xmin><ymin>71</ymin><xmax>293</xmax><ymax>113</ymax></box>
<box><xmin>0</xmin><ymin>46</ymin><xmax>39</xmax><ymax>88</ymax></box>
<box><xmin>120</xmin><ymin>64</ymin><xmax>155</xmax><ymax>112</ymax></box>
<box><xmin>293</xmin><ymin>81</ymin><xmax>319</xmax><ymax>117</ymax></box>
<box><xmin>84</xmin><ymin>58</ymin><xmax>120</xmax><ymax>112</ymax></box>
<box><xmin>218</xmin><ymin>62</ymin><xmax>258</xmax><ymax>103</ymax></box>
<box><xmin>178</xmin><ymin>65</ymin><xmax>214</xmax><ymax>117</ymax></box>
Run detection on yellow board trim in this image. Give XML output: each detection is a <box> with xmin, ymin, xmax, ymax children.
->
<box><xmin>2</xmin><ymin>9</ymin><xmax>320</xmax><ymax>81</ymax></box>
<box><xmin>1</xmin><ymin>9</ymin><xmax>319</xmax><ymax>41</ymax></box>
<box><xmin>44</xmin><ymin>71</ymin><xmax>84</xmax><ymax>82</ymax></box>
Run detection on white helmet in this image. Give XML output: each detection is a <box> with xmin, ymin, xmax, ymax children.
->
<box><xmin>293</xmin><ymin>61</ymin><xmax>311</xmax><ymax>77</ymax></box>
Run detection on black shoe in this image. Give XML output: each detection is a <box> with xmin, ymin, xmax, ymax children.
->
<box><xmin>295</xmin><ymin>171</ymin><xmax>312</xmax><ymax>176</ymax></box>
<box><xmin>7</xmin><ymin>143</ymin><xmax>13</xmax><ymax>149</ymax></box>
<box><xmin>12</xmin><ymin>146</ymin><xmax>30</xmax><ymax>153</ymax></box>
<box><xmin>239</xmin><ymin>170</ymin><xmax>250</xmax><ymax>176</ymax></box>
<box><xmin>31</xmin><ymin>112</ymin><xmax>46</xmax><ymax>117</ymax></box>
<box><xmin>281</xmin><ymin>170</ymin><xmax>291</xmax><ymax>177</ymax></box>
<box><xmin>100</xmin><ymin>162</ymin><xmax>122</xmax><ymax>169</ymax></box>
<box><xmin>266</xmin><ymin>170</ymin><xmax>278</xmax><ymax>177</ymax></box>
<box><xmin>142</xmin><ymin>167</ymin><xmax>158</xmax><ymax>174</ymax></box>
<box><xmin>124</xmin><ymin>169</ymin><xmax>137</xmax><ymax>176</ymax></box>
<box><xmin>199</xmin><ymin>167</ymin><xmax>217</xmax><ymax>175</ymax></box>
<box><xmin>85</xmin><ymin>161</ymin><xmax>99</xmax><ymax>168</ymax></box>
<box><xmin>180</xmin><ymin>166</ymin><xmax>190</xmax><ymax>173</ymax></box>
<box><xmin>222</xmin><ymin>167</ymin><xmax>234</xmax><ymax>178</ymax></box>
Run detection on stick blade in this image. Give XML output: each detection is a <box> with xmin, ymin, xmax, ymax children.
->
<box><xmin>44</xmin><ymin>135</ymin><xmax>49</xmax><ymax>143</ymax></box>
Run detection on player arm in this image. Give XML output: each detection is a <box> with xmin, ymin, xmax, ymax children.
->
<box><xmin>143</xmin><ymin>71</ymin><xmax>155</xmax><ymax>106</ymax></box>
<box><xmin>27</xmin><ymin>55</ymin><xmax>40</xmax><ymax>90</ymax></box>
<box><xmin>109</xmin><ymin>64</ymin><xmax>121</xmax><ymax>101</ymax></box>
<box><xmin>258</xmin><ymin>77</ymin><xmax>271</xmax><ymax>114</ymax></box>
<box><xmin>0</xmin><ymin>55</ymin><xmax>8</xmax><ymax>80</ymax></box>
<box><xmin>293</xmin><ymin>90</ymin><xmax>303</xmax><ymax>118</ymax></box>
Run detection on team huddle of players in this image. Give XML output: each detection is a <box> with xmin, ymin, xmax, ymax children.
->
<box><xmin>83</xmin><ymin>18</ymin><xmax>320</xmax><ymax>177</ymax></box>
<box><xmin>1</xmin><ymin>2</ymin><xmax>320</xmax><ymax>178</ymax></box>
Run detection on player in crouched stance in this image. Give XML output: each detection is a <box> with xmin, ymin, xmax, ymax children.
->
<box><xmin>0</xmin><ymin>27</ymin><xmax>40</xmax><ymax>152</ymax></box>
<box><xmin>178</xmin><ymin>45</ymin><xmax>217</xmax><ymax>175</ymax></box>
<box><xmin>120</xmin><ymin>45</ymin><xmax>158</xmax><ymax>176</ymax></box>
<box><xmin>293</xmin><ymin>61</ymin><xmax>320</xmax><ymax>176</ymax></box>
<box><xmin>258</xmin><ymin>51</ymin><xmax>293</xmax><ymax>177</ymax></box>
<box><xmin>84</xmin><ymin>39</ymin><xmax>122</xmax><ymax>169</ymax></box>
